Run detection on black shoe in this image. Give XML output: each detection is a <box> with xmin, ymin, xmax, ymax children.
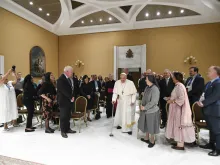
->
<box><xmin>117</xmin><ymin>126</ymin><xmax>122</xmax><ymax>129</ymax></box>
<box><xmin>128</xmin><ymin>131</ymin><xmax>132</xmax><ymax>135</ymax></box>
<box><xmin>148</xmin><ymin>142</ymin><xmax>155</xmax><ymax>148</ymax></box>
<box><xmin>45</xmin><ymin>129</ymin><xmax>54</xmax><ymax>134</ymax></box>
<box><xmin>31</xmin><ymin>127</ymin><xmax>37</xmax><ymax>129</ymax></box>
<box><xmin>61</xmin><ymin>132</ymin><xmax>68</xmax><ymax>138</ymax></box>
<box><xmin>186</xmin><ymin>141</ymin><xmax>198</xmax><ymax>147</ymax></box>
<box><xmin>208</xmin><ymin>150</ymin><xmax>220</xmax><ymax>156</ymax></box>
<box><xmin>67</xmin><ymin>129</ymin><xmax>77</xmax><ymax>134</ymax></box>
<box><xmin>25</xmin><ymin>129</ymin><xmax>35</xmax><ymax>132</ymax></box>
<box><xmin>141</xmin><ymin>138</ymin><xmax>150</xmax><ymax>144</ymax></box>
<box><xmin>160</xmin><ymin>123</ymin><xmax>166</xmax><ymax>129</ymax></box>
<box><xmin>0</xmin><ymin>124</ymin><xmax>3</xmax><ymax>127</ymax></box>
<box><xmin>87</xmin><ymin>117</ymin><xmax>92</xmax><ymax>122</ymax></box>
<box><xmin>199</xmin><ymin>143</ymin><xmax>215</xmax><ymax>150</ymax></box>
<box><xmin>172</xmin><ymin>146</ymin><xmax>185</xmax><ymax>150</ymax></box>
<box><xmin>49</xmin><ymin>127</ymin><xmax>55</xmax><ymax>132</ymax></box>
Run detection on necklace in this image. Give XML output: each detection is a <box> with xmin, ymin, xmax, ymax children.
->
<box><xmin>121</xmin><ymin>81</ymin><xmax>126</xmax><ymax>95</ymax></box>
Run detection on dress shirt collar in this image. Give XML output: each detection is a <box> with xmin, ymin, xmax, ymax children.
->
<box><xmin>64</xmin><ymin>73</ymin><xmax>68</xmax><ymax>79</ymax></box>
<box><xmin>211</xmin><ymin>77</ymin><xmax>219</xmax><ymax>83</ymax></box>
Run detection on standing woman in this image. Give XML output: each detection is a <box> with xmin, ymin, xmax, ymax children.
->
<box><xmin>0</xmin><ymin>69</ymin><xmax>18</xmax><ymax>131</ymax></box>
<box><xmin>23</xmin><ymin>75</ymin><xmax>37</xmax><ymax>132</ymax></box>
<box><xmin>38</xmin><ymin>72</ymin><xmax>57</xmax><ymax>133</ymax></box>
<box><xmin>80</xmin><ymin>75</ymin><xmax>94</xmax><ymax>122</ymax></box>
<box><xmin>165</xmin><ymin>72</ymin><xmax>195</xmax><ymax>150</ymax></box>
<box><xmin>138</xmin><ymin>75</ymin><xmax>160</xmax><ymax>148</ymax></box>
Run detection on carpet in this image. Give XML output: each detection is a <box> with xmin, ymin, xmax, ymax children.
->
<box><xmin>0</xmin><ymin>155</ymin><xmax>44</xmax><ymax>165</ymax></box>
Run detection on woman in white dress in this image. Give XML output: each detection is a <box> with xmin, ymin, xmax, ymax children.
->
<box><xmin>0</xmin><ymin>69</ymin><xmax>18</xmax><ymax>131</ymax></box>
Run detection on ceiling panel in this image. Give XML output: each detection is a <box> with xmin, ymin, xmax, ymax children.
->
<box><xmin>70</xmin><ymin>11</ymin><xmax>121</xmax><ymax>28</ymax></box>
<box><xmin>11</xmin><ymin>0</ymin><xmax>61</xmax><ymax>24</ymax></box>
<box><xmin>71</xmin><ymin>0</ymin><xmax>84</xmax><ymax>10</ymax></box>
<box><xmin>136</xmin><ymin>5</ymin><xmax>200</xmax><ymax>21</ymax></box>
<box><xmin>120</xmin><ymin>5</ymin><xmax>132</xmax><ymax>13</ymax></box>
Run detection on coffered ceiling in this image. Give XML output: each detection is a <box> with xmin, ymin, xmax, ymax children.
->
<box><xmin>0</xmin><ymin>0</ymin><xmax>220</xmax><ymax>35</ymax></box>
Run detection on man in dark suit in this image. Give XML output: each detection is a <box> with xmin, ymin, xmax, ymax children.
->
<box><xmin>138</xmin><ymin>69</ymin><xmax>152</xmax><ymax>98</ymax></box>
<box><xmin>185</xmin><ymin>67</ymin><xmax>205</xmax><ymax>107</ymax></box>
<box><xmin>90</xmin><ymin>75</ymin><xmax>101</xmax><ymax>93</ymax></box>
<box><xmin>159</xmin><ymin>69</ymin><xmax>175</xmax><ymax>128</ymax></box>
<box><xmin>57</xmin><ymin>66</ymin><xmax>76</xmax><ymax>138</ymax></box>
<box><xmin>197</xmin><ymin>66</ymin><xmax>220</xmax><ymax>156</ymax></box>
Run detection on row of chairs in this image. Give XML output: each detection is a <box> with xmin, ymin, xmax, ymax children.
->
<box><xmin>16</xmin><ymin>93</ymin><xmax>101</xmax><ymax>133</ymax></box>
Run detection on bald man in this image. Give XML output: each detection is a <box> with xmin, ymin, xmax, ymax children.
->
<box><xmin>112</xmin><ymin>73</ymin><xmax>137</xmax><ymax>135</ymax></box>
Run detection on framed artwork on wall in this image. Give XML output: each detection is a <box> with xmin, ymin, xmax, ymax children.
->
<box><xmin>30</xmin><ymin>46</ymin><xmax>46</xmax><ymax>77</ymax></box>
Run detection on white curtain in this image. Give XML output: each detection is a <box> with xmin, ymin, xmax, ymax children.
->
<box><xmin>0</xmin><ymin>56</ymin><xmax>4</xmax><ymax>74</ymax></box>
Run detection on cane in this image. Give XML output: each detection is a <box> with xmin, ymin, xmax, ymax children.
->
<box><xmin>109</xmin><ymin>103</ymin><xmax>115</xmax><ymax>137</ymax></box>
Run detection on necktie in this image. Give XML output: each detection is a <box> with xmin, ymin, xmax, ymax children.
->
<box><xmin>187</xmin><ymin>78</ymin><xmax>193</xmax><ymax>86</ymax></box>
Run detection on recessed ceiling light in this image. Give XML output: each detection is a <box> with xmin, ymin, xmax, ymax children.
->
<box><xmin>157</xmin><ymin>12</ymin><xmax>160</xmax><ymax>16</ymax></box>
<box><xmin>180</xmin><ymin>9</ymin><xmax>184</xmax><ymax>13</ymax></box>
<box><xmin>90</xmin><ymin>20</ymin><xmax>93</xmax><ymax>23</ymax></box>
<box><xmin>29</xmin><ymin>1</ymin><xmax>33</xmax><ymax>5</ymax></box>
<box><xmin>168</xmin><ymin>11</ymin><xmax>172</xmax><ymax>15</ymax></box>
<box><xmin>81</xmin><ymin>20</ymin><xmax>84</xmax><ymax>24</ymax></box>
<box><xmin>145</xmin><ymin>13</ymin><xmax>149</xmax><ymax>17</ymax></box>
<box><xmin>46</xmin><ymin>13</ymin><xmax>50</xmax><ymax>16</ymax></box>
<box><xmin>39</xmin><ymin>8</ymin><xmax>42</xmax><ymax>11</ymax></box>
<box><xmin>109</xmin><ymin>17</ymin><xmax>112</xmax><ymax>21</ymax></box>
<box><xmin>100</xmin><ymin>18</ymin><xmax>102</xmax><ymax>22</ymax></box>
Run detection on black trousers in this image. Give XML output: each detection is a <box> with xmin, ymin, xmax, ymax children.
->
<box><xmin>25</xmin><ymin>103</ymin><xmax>35</xmax><ymax>129</ymax></box>
<box><xmin>160</xmin><ymin>99</ymin><xmax>167</xmax><ymax>124</ymax></box>
<box><xmin>60</xmin><ymin>105</ymin><xmax>71</xmax><ymax>133</ymax></box>
<box><xmin>204</xmin><ymin>115</ymin><xmax>220</xmax><ymax>150</ymax></box>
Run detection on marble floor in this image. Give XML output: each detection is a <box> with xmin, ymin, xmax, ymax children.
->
<box><xmin>0</xmin><ymin>108</ymin><xmax>219</xmax><ymax>165</ymax></box>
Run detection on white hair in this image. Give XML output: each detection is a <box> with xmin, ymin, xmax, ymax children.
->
<box><xmin>120</xmin><ymin>73</ymin><xmax>127</xmax><ymax>76</ymax></box>
<box><xmin>64</xmin><ymin>66</ymin><xmax>73</xmax><ymax>72</ymax></box>
<box><xmin>164</xmin><ymin>69</ymin><xmax>170</xmax><ymax>73</ymax></box>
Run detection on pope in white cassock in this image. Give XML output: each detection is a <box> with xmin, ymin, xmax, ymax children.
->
<box><xmin>112</xmin><ymin>73</ymin><xmax>137</xmax><ymax>135</ymax></box>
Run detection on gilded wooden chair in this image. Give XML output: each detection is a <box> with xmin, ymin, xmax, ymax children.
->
<box><xmin>91</xmin><ymin>93</ymin><xmax>100</xmax><ymax>118</ymax></box>
<box><xmin>17</xmin><ymin>94</ymin><xmax>28</xmax><ymax>121</ymax></box>
<box><xmin>192</xmin><ymin>102</ymin><xmax>208</xmax><ymax>144</ymax></box>
<box><xmin>72</xmin><ymin>96</ymin><xmax>87</xmax><ymax>133</ymax></box>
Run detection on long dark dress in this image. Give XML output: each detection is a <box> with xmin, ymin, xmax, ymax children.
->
<box><xmin>38</xmin><ymin>82</ymin><xmax>57</xmax><ymax>120</ymax></box>
<box><xmin>80</xmin><ymin>82</ymin><xmax>94</xmax><ymax>111</ymax></box>
<box><xmin>105</xmin><ymin>80</ymin><xmax>116</xmax><ymax>117</ymax></box>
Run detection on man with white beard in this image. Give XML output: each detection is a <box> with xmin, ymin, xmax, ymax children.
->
<box><xmin>112</xmin><ymin>73</ymin><xmax>137</xmax><ymax>135</ymax></box>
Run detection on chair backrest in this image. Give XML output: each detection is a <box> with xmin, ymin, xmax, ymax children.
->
<box><xmin>17</xmin><ymin>94</ymin><xmax>24</xmax><ymax>108</ymax></box>
<box><xmin>93</xmin><ymin>93</ymin><xmax>99</xmax><ymax>109</ymax></box>
<box><xmin>75</xmin><ymin>96</ymin><xmax>87</xmax><ymax>113</ymax></box>
<box><xmin>99</xmin><ymin>90</ymin><xmax>105</xmax><ymax>101</ymax></box>
<box><xmin>192</xmin><ymin>102</ymin><xmax>204</xmax><ymax>122</ymax></box>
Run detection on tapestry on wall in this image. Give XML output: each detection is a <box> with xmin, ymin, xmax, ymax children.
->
<box><xmin>30</xmin><ymin>46</ymin><xmax>46</xmax><ymax>77</ymax></box>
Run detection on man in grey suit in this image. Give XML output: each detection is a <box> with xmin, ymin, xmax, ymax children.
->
<box><xmin>197</xmin><ymin>66</ymin><xmax>220</xmax><ymax>156</ymax></box>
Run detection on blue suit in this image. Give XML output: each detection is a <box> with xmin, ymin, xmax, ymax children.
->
<box><xmin>202</xmin><ymin>78</ymin><xmax>220</xmax><ymax>150</ymax></box>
